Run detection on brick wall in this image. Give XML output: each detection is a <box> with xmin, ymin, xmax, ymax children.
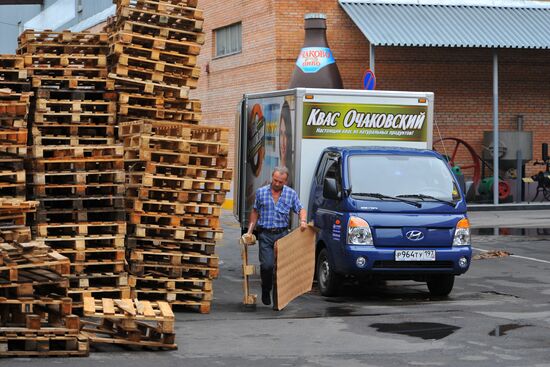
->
<box><xmin>194</xmin><ymin>0</ymin><xmax>550</xmax><ymax>186</ymax></box>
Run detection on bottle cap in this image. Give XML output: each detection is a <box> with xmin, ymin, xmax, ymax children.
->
<box><xmin>305</xmin><ymin>13</ymin><xmax>327</xmax><ymax>20</ymax></box>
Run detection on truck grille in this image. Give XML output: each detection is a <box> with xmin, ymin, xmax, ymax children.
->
<box><xmin>372</xmin><ymin>261</ymin><xmax>453</xmax><ymax>269</ymax></box>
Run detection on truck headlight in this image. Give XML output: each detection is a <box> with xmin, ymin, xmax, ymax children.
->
<box><xmin>453</xmin><ymin>218</ymin><xmax>471</xmax><ymax>247</ymax></box>
<box><xmin>347</xmin><ymin>217</ymin><xmax>373</xmax><ymax>245</ymax></box>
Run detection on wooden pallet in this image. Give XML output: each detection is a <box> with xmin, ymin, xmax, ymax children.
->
<box><xmin>18</xmin><ymin>42</ymin><xmax>109</xmax><ymax>56</ymax></box>
<box><xmin>132</xmin><ymin>173</ymin><xmax>231</xmax><ymax>192</ymax></box>
<box><xmin>128</xmin><ymin>186</ymin><xmax>226</xmax><ymax>205</ymax></box>
<box><xmin>119</xmin><ymin>119</ymin><xmax>193</xmax><ymax>137</ymax></box>
<box><xmin>111</xmin><ymin>18</ymin><xmax>205</xmax><ymax>45</ymax></box>
<box><xmin>128</xmin><ymin>254</ymin><xmax>219</xmax><ymax>279</ymax></box>
<box><xmin>126</xmin><ymin>236</ymin><xmax>217</xmax><ymax>255</ymax></box>
<box><xmin>110</xmin><ymin>41</ymin><xmax>198</xmax><ymax>66</ymax></box>
<box><xmin>116</xmin><ymin>6</ymin><xmax>203</xmax><ymax>32</ymax></box>
<box><xmin>0</xmin><ymin>328</ymin><xmax>88</xmax><ymax>357</ymax></box>
<box><xmin>124</xmin><ymin>134</ymin><xmax>192</xmax><ymax>152</ymax></box>
<box><xmin>35</xmin><ymin>207</ymin><xmax>126</xmax><ymax>223</ymax></box>
<box><xmin>34</xmin><ymin>111</ymin><xmax>115</xmax><ymax>124</ymax></box>
<box><xmin>28</xmin><ymin>67</ymin><xmax>107</xmax><ymax>79</ymax></box>
<box><xmin>33</xmin><ymin>134</ymin><xmax>117</xmax><ymax>146</ymax></box>
<box><xmin>32</xmin><ymin>145</ymin><xmax>123</xmax><ymax>159</ymax></box>
<box><xmin>0</xmin><ymin>246</ymin><xmax>70</xmax><ymax>282</ymax></box>
<box><xmin>32</xmin><ymin>170</ymin><xmax>126</xmax><ymax>186</ymax></box>
<box><xmin>0</xmin><ymin>68</ymin><xmax>27</xmax><ymax>82</ymax></box>
<box><xmin>119</xmin><ymin>103</ymin><xmax>201</xmax><ymax>122</ymax></box>
<box><xmin>115</xmin><ymin>52</ymin><xmax>200</xmax><ymax>78</ymax></box>
<box><xmin>108</xmin><ymin>73</ymin><xmax>189</xmax><ymax>98</ymax></box>
<box><xmin>35</xmin><ymin>88</ymin><xmax>116</xmax><ymax>101</ymax></box>
<box><xmin>40</xmin><ymin>234</ymin><xmax>125</xmax><ymax>251</ymax></box>
<box><xmin>117</xmin><ymin>0</ymin><xmax>202</xmax><ymax>18</ymax></box>
<box><xmin>0</xmin><ymin>297</ymin><xmax>74</xmax><ymax>324</ymax></box>
<box><xmin>32</xmin><ymin>123</ymin><xmax>116</xmax><ymax>139</ymax></box>
<box><xmin>111</xmin><ymin>29</ymin><xmax>201</xmax><ymax>55</ymax></box>
<box><xmin>112</xmin><ymin>63</ymin><xmax>198</xmax><ymax>88</ymax></box>
<box><xmin>0</xmin><ymin>54</ymin><xmax>25</xmax><ymax>69</ymax></box>
<box><xmin>35</xmin><ymin>98</ymin><xmax>116</xmax><ymax>114</ymax></box>
<box><xmin>32</xmin><ymin>156</ymin><xmax>124</xmax><ymax>173</ymax></box>
<box><xmin>83</xmin><ymin>297</ymin><xmax>174</xmax><ymax>330</ymax></box>
<box><xmin>18</xmin><ymin>30</ymin><xmax>108</xmax><ymax>45</ymax></box>
<box><xmin>24</xmin><ymin>54</ymin><xmax>107</xmax><ymax>68</ymax></box>
<box><xmin>129</xmin><ymin>211</ymin><xmax>220</xmax><ymax>228</ymax></box>
<box><xmin>37</xmin><ymin>195</ymin><xmax>125</xmax><ymax>211</ymax></box>
<box><xmin>125</xmin><ymin>149</ymin><xmax>190</xmax><ymax>164</ymax></box>
<box><xmin>0</xmin><ymin>81</ymin><xmax>31</xmax><ymax>93</ymax></box>
<box><xmin>31</xmin><ymin>76</ymin><xmax>115</xmax><ymax>90</ymax></box>
<box><xmin>0</xmin><ymin>225</ymin><xmax>31</xmax><ymax>242</ymax></box>
<box><xmin>0</xmin><ymin>268</ymin><xmax>68</xmax><ymax>296</ymax></box>
<box><xmin>68</xmin><ymin>287</ymin><xmax>131</xmax><ymax>309</ymax></box>
<box><xmin>31</xmin><ymin>183</ymin><xmax>126</xmax><ymax>199</ymax></box>
<box><xmin>130</xmin><ymin>198</ymin><xmax>222</xmax><ymax>217</ymax></box>
<box><xmin>146</xmin><ymin>295</ymin><xmax>210</xmax><ymax>314</ymax></box>
<box><xmin>36</xmin><ymin>221</ymin><xmax>126</xmax><ymax>238</ymax></box>
<box><xmin>141</xmin><ymin>161</ymin><xmax>232</xmax><ymax>181</ymax></box>
<box><xmin>68</xmin><ymin>272</ymin><xmax>128</xmax><ymax>289</ymax></box>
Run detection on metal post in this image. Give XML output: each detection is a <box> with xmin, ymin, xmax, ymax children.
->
<box><xmin>493</xmin><ymin>50</ymin><xmax>499</xmax><ymax>205</ymax></box>
<box><xmin>516</xmin><ymin>150</ymin><xmax>522</xmax><ymax>203</ymax></box>
<box><xmin>369</xmin><ymin>43</ymin><xmax>375</xmax><ymax>73</ymax></box>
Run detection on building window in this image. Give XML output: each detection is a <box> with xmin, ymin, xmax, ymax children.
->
<box><xmin>215</xmin><ymin>22</ymin><xmax>242</xmax><ymax>58</ymax></box>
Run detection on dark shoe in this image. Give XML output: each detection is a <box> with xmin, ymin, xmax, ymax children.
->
<box><xmin>261</xmin><ymin>289</ymin><xmax>271</xmax><ymax>305</ymax></box>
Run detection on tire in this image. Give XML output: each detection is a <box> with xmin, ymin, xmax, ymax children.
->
<box><xmin>427</xmin><ymin>275</ymin><xmax>455</xmax><ymax>297</ymax></box>
<box><xmin>316</xmin><ymin>248</ymin><xmax>341</xmax><ymax>296</ymax></box>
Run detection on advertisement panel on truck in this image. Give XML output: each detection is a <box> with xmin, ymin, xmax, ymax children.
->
<box><xmin>243</xmin><ymin>95</ymin><xmax>297</xmax><ymax>224</ymax></box>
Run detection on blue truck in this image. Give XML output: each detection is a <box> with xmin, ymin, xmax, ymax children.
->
<box><xmin>235</xmin><ymin>88</ymin><xmax>471</xmax><ymax>297</ymax></box>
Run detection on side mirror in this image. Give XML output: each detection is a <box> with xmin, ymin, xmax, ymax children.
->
<box><xmin>323</xmin><ymin>178</ymin><xmax>341</xmax><ymax>200</ymax></box>
<box><xmin>543</xmin><ymin>143</ymin><xmax>549</xmax><ymax>162</ymax></box>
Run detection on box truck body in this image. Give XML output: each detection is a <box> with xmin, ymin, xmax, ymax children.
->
<box><xmin>235</xmin><ymin>88</ymin><xmax>471</xmax><ymax>296</ymax></box>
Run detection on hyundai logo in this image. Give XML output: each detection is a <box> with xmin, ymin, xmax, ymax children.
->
<box><xmin>405</xmin><ymin>230</ymin><xmax>425</xmax><ymax>241</ymax></box>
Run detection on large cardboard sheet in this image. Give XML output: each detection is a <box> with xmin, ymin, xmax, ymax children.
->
<box><xmin>274</xmin><ymin>226</ymin><xmax>316</xmax><ymax>310</ymax></box>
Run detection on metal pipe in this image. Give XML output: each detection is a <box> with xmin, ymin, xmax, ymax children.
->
<box><xmin>493</xmin><ymin>50</ymin><xmax>499</xmax><ymax>206</ymax></box>
<box><xmin>370</xmin><ymin>43</ymin><xmax>375</xmax><ymax>73</ymax></box>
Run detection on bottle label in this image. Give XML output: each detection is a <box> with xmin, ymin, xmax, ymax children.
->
<box><xmin>296</xmin><ymin>47</ymin><xmax>335</xmax><ymax>73</ymax></box>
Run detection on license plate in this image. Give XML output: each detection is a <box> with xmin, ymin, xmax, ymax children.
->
<box><xmin>395</xmin><ymin>250</ymin><xmax>436</xmax><ymax>261</ymax></box>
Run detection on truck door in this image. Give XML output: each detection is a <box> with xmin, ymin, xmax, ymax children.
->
<box><xmin>312</xmin><ymin>152</ymin><xmax>344</xmax><ymax>264</ymax></box>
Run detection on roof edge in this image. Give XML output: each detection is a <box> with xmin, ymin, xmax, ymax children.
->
<box><xmin>338</xmin><ymin>0</ymin><xmax>550</xmax><ymax>9</ymax></box>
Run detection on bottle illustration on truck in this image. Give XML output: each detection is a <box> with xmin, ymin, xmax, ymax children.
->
<box><xmin>235</xmin><ymin>88</ymin><xmax>472</xmax><ymax>297</ymax></box>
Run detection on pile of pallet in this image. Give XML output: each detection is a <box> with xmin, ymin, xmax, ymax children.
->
<box><xmin>0</xmin><ymin>55</ymin><xmax>30</xmax><ymax>209</ymax></box>
<box><xmin>0</xmin><ymin>223</ymin><xmax>88</xmax><ymax>357</ymax></box>
<box><xmin>18</xmin><ymin>30</ymin><xmax>130</xmax><ymax>311</ymax></box>
<box><xmin>107</xmin><ymin>0</ymin><xmax>203</xmax><ymax>123</ymax></box>
<box><xmin>122</xmin><ymin>119</ymin><xmax>231</xmax><ymax>313</ymax></box>
<box><xmin>80</xmin><ymin>296</ymin><xmax>176</xmax><ymax>349</ymax></box>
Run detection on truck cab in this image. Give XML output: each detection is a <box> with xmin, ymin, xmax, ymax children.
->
<box><xmin>309</xmin><ymin>146</ymin><xmax>472</xmax><ymax>297</ymax></box>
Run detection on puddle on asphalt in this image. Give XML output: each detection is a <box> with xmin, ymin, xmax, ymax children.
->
<box><xmin>322</xmin><ymin>306</ymin><xmax>356</xmax><ymax>317</ymax></box>
<box><xmin>472</xmin><ymin>228</ymin><xmax>550</xmax><ymax>236</ymax></box>
<box><xmin>371</xmin><ymin>322</ymin><xmax>460</xmax><ymax>340</ymax></box>
<box><xmin>489</xmin><ymin>323</ymin><xmax>531</xmax><ymax>336</ymax></box>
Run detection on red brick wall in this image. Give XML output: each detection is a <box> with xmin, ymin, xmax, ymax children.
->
<box><xmin>195</xmin><ymin>0</ymin><xmax>550</xmax><ymax>185</ymax></box>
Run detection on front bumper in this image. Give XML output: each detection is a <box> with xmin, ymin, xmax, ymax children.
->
<box><xmin>338</xmin><ymin>245</ymin><xmax>472</xmax><ymax>275</ymax></box>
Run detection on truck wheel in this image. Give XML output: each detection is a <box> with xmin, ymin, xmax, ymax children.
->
<box><xmin>317</xmin><ymin>248</ymin><xmax>341</xmax><ymax>296</ymax></box>
<box><xmin>427</xmin><ymin>275</ymin><xmax>455</xmax><ymax>297</ymax></box>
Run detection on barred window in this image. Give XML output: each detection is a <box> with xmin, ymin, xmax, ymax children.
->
<box><xmin>215</xmin><ymin>22</ymin><xmax>242</xmax><ymax>58</ymax></box>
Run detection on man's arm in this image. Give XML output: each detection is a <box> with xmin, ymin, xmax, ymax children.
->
<box><xmin>299</xmin><ymin>208</ymin><xmax>307</xmax><ymax>231</ymax></box>
<box><xmin>247</xmin><ymin>208</ymin><xmax>259</xmax><ymax>235</ymax></box>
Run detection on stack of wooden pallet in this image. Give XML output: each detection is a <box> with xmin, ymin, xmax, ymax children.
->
<box><xmin>122</xmin><ymin>119</ymin><xmax>231</xmax><ymax>313</ymax></box>
<box><xmin>0</xmin><ymin>55</ymin><xmax>31</xmax><ymax>209</ymax></box>
<box><xmin>80</xmin><ymin>296</ymin><xmax>176</xmax><ymax>349</ymax></box>
<box><xmin>18</xmin><ymin>30</ymin><xmax>130</xmax><ymax>311</ymax></box>
<box><xmin>0</xmin><ymin>230</ymin><xmax>88</xmax><ymax>357</ymax></box>
<box><xmin>107</xmin><ymin>0</ymin><xmax>203</xmax><ymax>123</ymax></box>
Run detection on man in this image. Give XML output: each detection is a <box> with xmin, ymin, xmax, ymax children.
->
<box><xmin>246</xmin><ymin>166</ymin><xmax>307</xmax><ymax>306</ymax></box>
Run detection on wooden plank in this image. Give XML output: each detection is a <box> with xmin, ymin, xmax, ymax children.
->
<box><xmin>102</xmin><ymin>298</ymin><xmax>115</xmax><ymax>315</ymax></box>
<box><xmin>157</xmin><ymin>301</ymin><xmax>174</xmax><ymax>318</ymax></box>
<box><xmin>83</xmin><ymin>297</ymin><xmax>96</xmax><ymax>314</ymax></box>
<box><xmin>115</xmin><ymin>298</ymin><xmax>136</xmax><ymax>316</ymax></box>
<box><xmin>140</xmin><ymin>300</ymin><xmax>156</xmax><ymax>317</ymax></box>
<box><xmin>274</xmin><ymin>225</ymin><xmax>316</xmax><ymax>311</ymax></box>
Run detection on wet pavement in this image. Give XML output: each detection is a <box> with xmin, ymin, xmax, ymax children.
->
<box><xmin>8</xmin><ymin>209</ymin><xmax>550</xmax><ymax>367</ymax></box>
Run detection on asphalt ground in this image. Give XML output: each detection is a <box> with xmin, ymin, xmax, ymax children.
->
<box><xmin>6</xmin><ymin>209</ymin><xmax>550</xmax><ymax>367</ymax></box>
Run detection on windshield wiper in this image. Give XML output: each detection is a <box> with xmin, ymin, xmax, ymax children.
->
<box><xmin>397</xmin><ymin>194</ymin><xmax>456</xmax><ymax>207</ymax></box>
<box><xmin>352</xmin><ymin>192</ymin><xmax>421</xmax><ymax>208</ymax></box>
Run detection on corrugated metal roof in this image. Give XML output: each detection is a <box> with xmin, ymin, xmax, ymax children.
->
<box><xmin>339</xmin><ymin>0</ymin><xmax>550</xmax><ymax>49</ymax></box>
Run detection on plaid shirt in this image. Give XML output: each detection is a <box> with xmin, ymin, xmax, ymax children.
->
<box><xmin>254</xmin><ymin>185</ymin><xmax>304</xmax><ymax>229</ymax></box>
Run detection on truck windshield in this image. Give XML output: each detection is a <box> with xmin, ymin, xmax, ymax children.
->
<box><xmin>348</xmin><ymin>155</ymin><xmax>461</xmax><ymax>203</ymax></box>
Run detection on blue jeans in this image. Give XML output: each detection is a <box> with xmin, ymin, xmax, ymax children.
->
<box><xmin>258</xmin><ymin>230</ymin><xmax>288</xmax><ymax>292</ymax></box>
